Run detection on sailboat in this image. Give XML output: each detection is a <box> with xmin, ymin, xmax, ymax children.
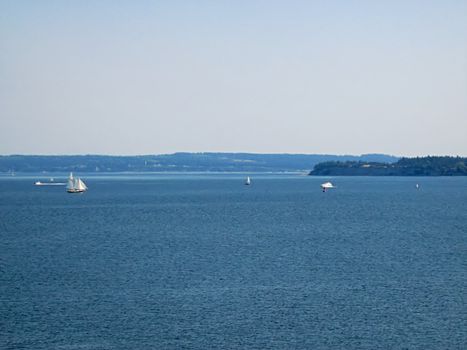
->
<box><xmin>244</xmin><ymin>176</ymin><xmax>251</xmax><ymax>185</ymax></box>
<box><xmin>66</xmin><ymin>172</ymin><xmax>87</xmax><ymax>193</ymax></box>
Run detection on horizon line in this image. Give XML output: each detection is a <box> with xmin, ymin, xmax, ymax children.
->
<box><xmin>1</xmin><ymin>152</ymin><xmax>467</xmax><ymax>158</ymax></box>
<box><xmin>0</xmin><ymin>152</ymin><xmax>405</xmax><ymax>157</ymax></box>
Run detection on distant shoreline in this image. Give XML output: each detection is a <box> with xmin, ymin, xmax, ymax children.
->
<box><xmin>3</xmin><ymin>154</ymin><xmax>466</xmax><ymax>175</ymax></box>
<box><xmin>0</xmin><ymin>153</ymin><xmax>399</xmax><ymax>173</ymax></box>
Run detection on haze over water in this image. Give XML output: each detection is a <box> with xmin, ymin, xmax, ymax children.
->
<box><xmin>1</xmin><ymin>174</ymin><xmax>466</xmax><ymax>349</ymax></box>
<box><xmin>1</xmin><ymin>1</ymin><xmax>467</xmax><ymax>155</ymax></box>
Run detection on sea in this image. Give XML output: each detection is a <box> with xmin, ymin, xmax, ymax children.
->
<box><xmin>1</xmin><ymin>174</ymin><xmax>466</xmax><ymax>349</ymax></box>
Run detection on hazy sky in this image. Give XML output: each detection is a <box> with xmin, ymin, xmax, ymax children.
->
<box><xmin>1</xmin><ymin>0</ymin><xmax>466</xmax><ymax>156</ymax></box>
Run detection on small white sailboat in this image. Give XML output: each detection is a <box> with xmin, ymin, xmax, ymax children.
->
<box><xmin>321</xmin><ymin>181</ymin><xmax>334</xmax><ymax>192</ymax></box>
<box><xmin>245</xmin><ymin>176</ymin><xmax>251</xmax><ymax>185</ymax></box>
<box><xmin>66</xmin><ymin>172</ymin><xmax>87</xmax><ymax>193</ymax></box>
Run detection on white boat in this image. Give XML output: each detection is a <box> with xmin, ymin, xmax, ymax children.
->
<box><xmin>245</xmin><ymin>176</ymin><xmax>251</xmax><ymax>185</ymax></box>
<box><xmin>321</xmin><ymin>181</ymin><xmax>334</xmax><ymax>192</ymax></box>
<box><xmin>34</xmin><ymin>178</ymin><xmax>66</xmax><ymax>186</ymax></box>
<box><xmin>66</xmin><ymin>173</ymin><xmax>87</xmax><ymax>193</ymax></box>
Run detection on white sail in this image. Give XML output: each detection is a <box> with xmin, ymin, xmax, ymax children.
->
<box><xmin>67</xmin><ymin>173</ymin><xmax>75</xmax><ymax>191</ymax></box>
<box><xmin>76</xmin><ymin>178</ymin><xmax>87</xmax><ymax>191</ymax></box>
<box><xmin>245</xmin><ymin>176</ymin><xmax>251</xmax><ymax>185</ymax></box>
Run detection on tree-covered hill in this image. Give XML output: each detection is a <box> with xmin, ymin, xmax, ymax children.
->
<box><xmin>309</xmin><ymin>156</ymin><xmax>467</xmax><ymax>176</ymax></box>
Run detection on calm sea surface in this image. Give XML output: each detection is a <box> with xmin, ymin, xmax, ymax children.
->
<box><xmin>1</xmin><ymin>174</ymin><xmax>466</xmax><ymax>349</ymax></box>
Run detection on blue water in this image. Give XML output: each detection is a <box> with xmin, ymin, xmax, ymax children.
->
<box><xmin>1</xmin><ymin>174</ymin><xmax>466</xmax><ymax>349</ymax></box>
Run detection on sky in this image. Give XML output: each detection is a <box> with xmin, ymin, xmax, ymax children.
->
<box><xmin>1</xmin><ymin>0</ymin><xmax>466</xmax><ymax>156</ymax></box>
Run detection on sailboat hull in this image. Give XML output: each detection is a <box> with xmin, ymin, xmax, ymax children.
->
<box><xmin>67</xmin><ymin>189</ymin><xmax>86</xmax><ymax>193</ymax></box>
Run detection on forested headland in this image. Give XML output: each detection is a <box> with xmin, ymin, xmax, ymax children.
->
<box><xmin>309</xmin><ymin>156</ymin><xmax>467</xmax><ymax>176</ymax></box>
